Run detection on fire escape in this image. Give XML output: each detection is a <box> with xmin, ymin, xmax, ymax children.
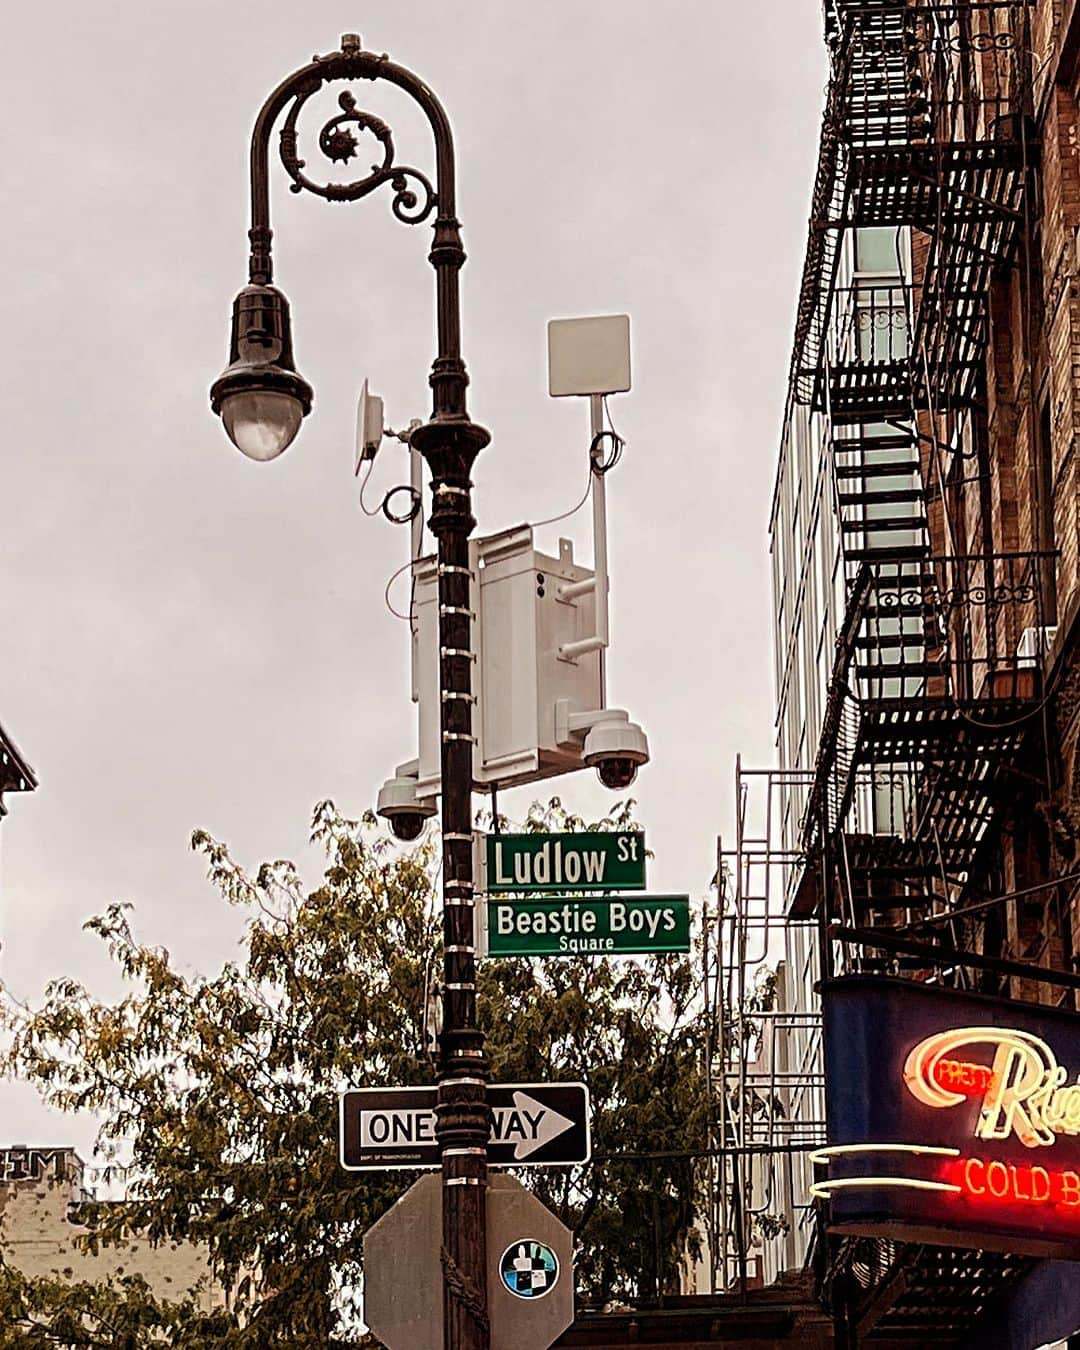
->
<box><xmin>786</xmin><ymin>0</ymin><xmax>1052</xmax><ymax>1340</ymax></box>
<box><xmin>792</xmin><ymin>0</ymin><xmax>1046</xmax><ymax>938</ymax></box>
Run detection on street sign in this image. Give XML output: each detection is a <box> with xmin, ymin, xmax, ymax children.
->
<box><xmin>486</xmin><ymin>830</ymin><xmax>645</xmax><ymax>892</ymax></box>
<box><xmin>364</xmin><ymin>1172</ymin><xmax>574</xmax><ymax>1350</ymax></box>
<box><xmin>340</xmin><ymin>1082</ymin><xmax>590</xmax><ymax>1171</ymax></box>
<box><xmin>486</xmin><ymin>1175</ymin><xmax>574</xmax><ymax>1347</ymax></box>
<box><xmin>487</xmin><ymin>895</ymin><xmax>690</xmax><ymax>957</ymax></box>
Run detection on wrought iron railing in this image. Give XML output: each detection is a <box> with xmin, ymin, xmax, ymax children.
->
<box><xmin>793</xmin><ymin>0</ymin><xmax>1034</xmax><ymax>411</ymax></box>
<box><xmin>827</xmin><ymin>285</ymin><xmax>914</xmax><ymax>419</ymax></box>
<box><xmin>801</xmin><ymin>549</ymin><xmax>1054</xmax><ymax>852</ymax></box>
<box><xmin>862</xmin><ymin>550</ymin><xmax>1054</xmax><ymax>701</ymax></box>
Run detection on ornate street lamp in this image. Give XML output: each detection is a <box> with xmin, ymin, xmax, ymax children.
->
<box><xmin>211</xmin><ymin>34</ymin><xmax>491</xmax><ymax>1350</ymax></box>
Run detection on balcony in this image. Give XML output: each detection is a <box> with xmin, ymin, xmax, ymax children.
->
<box><xmin>827</xmin><ymin>0</ymin><xmax>1032</xmax><ymax>235</ymax></box>
<box><xmin>796</xmin><ymin>551</ymin><xmax>1054</xmax><ymax>908</ymax></box>
<box><xmin>793</xmin><ymin>0</ymin><xmax>1034</xmax><ymax>419</ymax></box>
<box><xmin>828</xmin><ymin>284</ymin><xmax>913</xmax><ymax>421</ymax></box>
<box><xmin>854</xmin><ymin>550</ymin><xmax>1051</xmax><ymax>710</ymax></box>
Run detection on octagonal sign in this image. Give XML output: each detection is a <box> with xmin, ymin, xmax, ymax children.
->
<box><xmin>363</xmin><ymin>1173</ymin><xmax>573</xmax><ymax>1350</ymax></box>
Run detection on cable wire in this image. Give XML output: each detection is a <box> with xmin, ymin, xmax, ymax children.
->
<box><xmin>590</xmin><ymin>429</ymin><xmax>623</xmax><ymax>475</ymax></box>
<box><xmin>357</xmin><ymin>456</ymin><xmax>383</xmax><ymax>517</ymax></box>
<box><xmin>597</xmin><ymin>396</ymin><xmax>627</xmax><ymax>473</ymax></box>
<box><xmin>359</xmin><ymin>454</ymin><xmax>422</xmax><ymax>525</ymax></box>
<box><xmin>531</xmin><ymin>471</ymin><xmax>593</xmax><ymax>530</ymax></box>
<box><xmin>384</xmin><ymin>557</ymin><xmax>418</xmax><ymax>632</ymax></box>
<box><xmin>532</xmin><ymin>399</ymin><xmax>627</xmax><ymax>531</ymax></box>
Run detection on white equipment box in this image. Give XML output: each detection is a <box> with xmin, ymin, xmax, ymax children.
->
<box><xmin>412</xmin><ymin>525</ymin><xmax>604</xmax><ymax>793</ymax></box>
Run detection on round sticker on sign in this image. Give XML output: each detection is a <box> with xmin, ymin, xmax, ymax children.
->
<box><xmin>499</xmin><ymin>1239</ymin><xmax>560</xmax><ymax>1300</ymax></box>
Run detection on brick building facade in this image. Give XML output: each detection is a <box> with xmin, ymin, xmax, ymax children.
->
<box><xmin>745</xmin><ymin>0</ymin><xmax>1080</xmax><ymax>1343</ymax></box>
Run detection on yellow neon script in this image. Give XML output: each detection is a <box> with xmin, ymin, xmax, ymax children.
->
<box><xmin>904</xmin><ymin>1026</ymin><xmax>1080</xmax><ymax>1150</ymax></box>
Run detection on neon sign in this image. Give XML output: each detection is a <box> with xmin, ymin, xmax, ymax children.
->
<box><xmin>808</xmin><ymin>1143</ymin><xmax>961</xmax><ymax>1201</ymax></box>
<box><xmin>822</xmin><ymin>978</ymin><xmax>1080</xmax><ymax>1256</ymax></box>
<box><xmin>932</xmin><ymin>1058</ymin><xmax>995</xmax><ymax>1096</ymax></box>
<box><xmin>946</xmin><ymin>1155</ymin><xmax>1080</xmax><ymax>1208</ymax></box>
<box><xmin>904</xmin><ymin>1026</ymin><xmax>1080</xmax><ymax>1149</ymax></box>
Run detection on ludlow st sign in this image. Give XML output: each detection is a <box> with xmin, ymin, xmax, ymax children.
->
<box><xmin>481</xmin><ymin>830</ymin><xmax>690</xmax><ymax>957</ymax></box>
<box><xmin>486</xmin><ymin>831</ymin><xmax>646</xmax><ymax>892</ymax></box>
<box><xmin>340</xmin><ymin>1082</ymin><xmax>590</xmax><ymax>1171</ymax></box>
<box><xmin>819</xmin><ymin>977</ymin><xmax>1080</xmax><ymax>1256</ymax></box>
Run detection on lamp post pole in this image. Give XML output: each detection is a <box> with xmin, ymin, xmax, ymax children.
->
<box><xmin>210</xmin><ymin>35</ymin><xmax>491</xmax><ymax>1350</ymax></box>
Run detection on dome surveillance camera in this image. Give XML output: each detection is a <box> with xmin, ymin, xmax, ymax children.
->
<box><xmin>582</xmin><ymin>712</ymin><xmax>649</xmax><ymax>791</ymax></box>
<box><xmin>595</xmin><ymin>756</ymin><xmax>641</xmax><ymax>791</ymax></box>
<box><xmin>377</xmin><ymin>772</ymin><xmax>437</xmax><ymax>843</ymax></box>
<box><xmin>387</xmin><ymin>811</ymin><xmax>428</xmax><ymax>843</ymax></box>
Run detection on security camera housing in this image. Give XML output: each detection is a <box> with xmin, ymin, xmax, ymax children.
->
<box><xmin>593</xmin><ymin>756</ymin><xmax>641</xmax><ymax>791</ymax></box>
<box><xmin>581</xmin><ymin>709</ymin><xmax>650</xmax><ymax>790</ymax></box>
<box><xmin>386</xmin><ymin>812</ymin><xmax>428</xmax><ymax>843</ymax></box>
<box><xmin>376</xmin><ymin>764</ymin><xmax>437</xmax><ymax>842</ymax></box>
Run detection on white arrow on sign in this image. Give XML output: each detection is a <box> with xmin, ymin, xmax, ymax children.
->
<box><xmin>494</xmin><ymin>1092</ymin><xmax>576</xmax><ymax>1161</ymax></box>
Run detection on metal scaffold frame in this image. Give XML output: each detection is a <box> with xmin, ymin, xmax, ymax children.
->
<box><xmin>711</xmin><ymin>761</ymin><xmax>825</xmax><ymax>1294</ymax></box>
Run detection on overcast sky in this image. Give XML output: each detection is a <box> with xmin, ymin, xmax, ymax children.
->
<box><xmin>0</xmin><ymin>2</ymin><xmax>826</xmax><ymax>1154</ymax></box>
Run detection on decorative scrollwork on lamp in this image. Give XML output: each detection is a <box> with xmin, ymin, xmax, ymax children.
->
<box><xmin>279</xmin><ymin>89</ymin><xmax>437</xmax><ymax>223</ymax></box>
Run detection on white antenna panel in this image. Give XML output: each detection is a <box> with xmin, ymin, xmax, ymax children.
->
<box><xmin>354</xmin><ymin>379</ymin><xmax>385</xmax><ymax>474</ymax></box>
<box><xmin>547</xmin><ymin>314</ymin><xmax>631</xmax><ymax>398</ymax></box>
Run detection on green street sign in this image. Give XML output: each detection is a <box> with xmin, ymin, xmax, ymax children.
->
<box><xmin>486</xmin><ymin>832</ymin><xmax>645</xmax><ymax>893</ymax></box>
<box><xmin>487</xmin><ymin>896</ymin><xmax>690</xmax><ymax>958</ymax></box>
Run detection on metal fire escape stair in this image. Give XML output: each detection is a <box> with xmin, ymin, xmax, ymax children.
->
<box><xmin>834</xmin><ymin>429</ymin><xmax>930</xmax><ymax>563</ymax></box>
<box><xmin>797</xmin><ymin>0</ymin><xmax>1035</xmax><ymax>415</ymax></box>
<box><xmin>782</xmin><ymin>2</ymin><xmax>1046</xmax><ymax>1337</ymax></box>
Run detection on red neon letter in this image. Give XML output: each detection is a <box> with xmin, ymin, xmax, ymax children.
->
<box><xmin>1032</xmin><ymin>1166</ymin><xmax>1051</xmax><ymax>1203</ymax></box>
<box><xmin>933</xmin><ymin>1059</ymin><xmax>997</xmax><ymax>1096</ymax></box>
<box><xmin>987</xmin><ymin>1161</ymin><xmax>1009</xmax><ymax>1199</ymax></box>
<box><xmin>1009</xmin><ymin>1165</ymin><xmax>1031</xmax><ymax>1202</ymax></box>
<box><xmin>963</xmin><ymin>1158</ymin><xmax>986</xmax><ymax>1196</ymax></box>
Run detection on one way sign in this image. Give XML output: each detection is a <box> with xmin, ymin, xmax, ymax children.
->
<box><xmin>339</xmin><ymin>1082</ymin><xmax>590</xmax><ymax>1171</ymax></box>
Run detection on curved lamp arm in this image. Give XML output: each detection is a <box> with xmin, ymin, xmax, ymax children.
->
<box><xmin>212</xmin><ymin>32</ymin><xmax>487</xmax><ymax>461</ymax></box>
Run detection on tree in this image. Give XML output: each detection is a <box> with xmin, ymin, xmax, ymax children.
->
<box><xmin>0</xmin><ymin>800</ymin><xmax>711</xmax><ymax>1344</ymax></box>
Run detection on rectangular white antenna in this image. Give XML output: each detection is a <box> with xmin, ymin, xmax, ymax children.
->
<box><xmin>547</xmin><ymin>315</ymin><xmax>631</xmax><ymax>397</ymax></box>
<box><xmin>354</xmin><ymin>379</ymin><xmax>385</xmax><ymax>474</ymax></box>
<box><xmin>547</xmin><ymin>315</ymin><xmax>631</xmax><ymax>662</ymax></box>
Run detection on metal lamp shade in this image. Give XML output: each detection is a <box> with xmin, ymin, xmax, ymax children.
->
<box><xmin>210</xmin><ymin>284</ymin><xmax>313</xmax><ymax>460</ymax></box>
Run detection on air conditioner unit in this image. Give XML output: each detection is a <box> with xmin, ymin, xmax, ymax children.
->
<box><xmin>1016</xmin><ymin>625</ymin><xmax>1058</xmax><ymax>668</ymax></box>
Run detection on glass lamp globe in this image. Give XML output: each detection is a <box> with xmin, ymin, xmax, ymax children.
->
<box><xmin>220</xmin><ymin>389</ymin><xmax>304</xmax><ymax>462</ymax></box>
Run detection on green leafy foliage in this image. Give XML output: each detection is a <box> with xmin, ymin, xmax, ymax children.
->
<box><xmin>0</xmin><ymin>1267</ymin><xmax>239</xmax><ymax>1347</ymax></box>
<box><xmin>0</xmin><ymin>800</ymin><xmax>713</xmax><ymax>1343</ymax></box>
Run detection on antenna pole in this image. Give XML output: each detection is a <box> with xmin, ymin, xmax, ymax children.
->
<box><xmin>590</xmin><ymin>395</ymin><xmax>610</xmax><ymax>663</ymax></box>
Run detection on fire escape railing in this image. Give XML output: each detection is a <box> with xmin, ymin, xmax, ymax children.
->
<box><xmin>793</xmin><ymin>0</ymin><xmax>1034</xmax><ymax>413</ymax></box>
<box><xmin>798</xmin><ymin>548</ymin><xmax>1052</xmax><ymax>893</ymax></box>
<box><xmin>782</xmin><ymin>3</ymin><xmax>1046</xmax><ymax>1338</ymax></box>
<box><xmin>792</xmin><ymin>0</ymin><xmax>1037</xmax><ymax>892</ymax></box>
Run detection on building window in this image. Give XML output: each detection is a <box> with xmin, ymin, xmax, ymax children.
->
<box><xmin>855</xmin><ymin>226</ymin><xmax>902</xmax><ymax>275</ymax></box>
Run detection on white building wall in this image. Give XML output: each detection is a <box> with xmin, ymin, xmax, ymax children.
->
<box><xmin>763</xmin><ymin>226</ymin><xmax>911</xmax><ymax>1281</ymax></box>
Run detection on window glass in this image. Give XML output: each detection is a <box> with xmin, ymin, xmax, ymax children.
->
<box><xmin>855</xmin><ymin>227</ymin><xmax>901</xmax><ymax>274</ymax></box>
